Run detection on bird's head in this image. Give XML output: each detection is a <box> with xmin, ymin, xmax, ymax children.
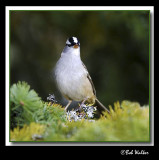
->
<box><xmin>66</xmin><ymin>37</ymin><xmax>80</xmax><ymax>49</ymax></box>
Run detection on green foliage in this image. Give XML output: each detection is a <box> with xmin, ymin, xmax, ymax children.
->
<box><xmin>11</xmin><ymin>122</ymin><xmax>46</xmax><ymax>141</ymax></box>
<box><xmin>10</xmin><ymin>81</ymin><xmax>149</xmax><ymax>142</ymax></box>
<box><xmin>34</xmin><ymin>103</ymin><xmax>66</xmax><ymax>125</ymax></box>
<box><xmin>10</xmin><ymin>81</ymin><xmax>66</xmax><ymax>129</ymax></box>
<box><xmin>10</xmin><ymin>81</ymin><xmax>43</xmax><ymax>129</ymax></box>
<box><xmin>68</xmin><ymin>101</ymin><xmax>149</xmax><ymax>141</ymax></box>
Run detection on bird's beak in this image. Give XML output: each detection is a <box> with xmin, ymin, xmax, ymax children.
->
<box><xmin>73</xmin><ymin>44</ymin><xmax>79</xmax><ymax>49</ymax></box>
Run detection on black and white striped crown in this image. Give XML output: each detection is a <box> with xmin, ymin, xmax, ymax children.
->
<box><xmin>66</xmin><ymin>37</ymin><xmax>80</xmax><ymax>47</ymax></box>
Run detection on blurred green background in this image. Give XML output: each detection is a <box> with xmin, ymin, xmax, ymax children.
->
<box><xmin>10</xmin><ymin>10</ymin><xmax>149</xmax><ymax>107</ymax></box>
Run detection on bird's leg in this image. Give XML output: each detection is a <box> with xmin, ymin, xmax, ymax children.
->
<box><xmin>79</xmin><ymin>98</ymin><xmax>88</xmax><ymax>108</ymax></box>
<box><xmin>65</xmin><ymin>100</ymin><xmax>72</xmax><ymax>111</ymax></box>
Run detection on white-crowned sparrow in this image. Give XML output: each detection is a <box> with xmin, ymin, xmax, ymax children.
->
<box><xmin>55</xmin><ymin>37</ymin><xmax>110</xmax><ymax>113</ymax></box>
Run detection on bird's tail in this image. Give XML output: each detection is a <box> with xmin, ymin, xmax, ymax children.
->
<box><xmin>95</xmin><ymin>98</ymin><xmax>110</xmax><ymax>114</ymax></box>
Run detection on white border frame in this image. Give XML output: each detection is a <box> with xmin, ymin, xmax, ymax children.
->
<box><xmin>5</xmin><ymin>6</ymin><xmax>154</xmax><ymax>146</ymax></box>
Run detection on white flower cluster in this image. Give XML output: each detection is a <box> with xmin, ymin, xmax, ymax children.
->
<box><xmin>66</xmin><ymin>104</ymin><xmax>97</xmax><ymax>122</ymax></box>
<box><xmin>32</xmin><ymin>134</ymin><xmax>43</xmax><ymax>141</ymax></box>
<box><xmin>47</xmin><ymin>94</ymin><xmax>57</xmax><ymax>103</ymax></box>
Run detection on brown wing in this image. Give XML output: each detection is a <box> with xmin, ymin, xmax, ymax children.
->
<box><xmin>82</xmin><ymin>62</ymin><xmax>96</xmax><ymax>96</ymax></box>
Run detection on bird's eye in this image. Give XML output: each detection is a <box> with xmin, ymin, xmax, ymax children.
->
<box><xmin>66</xmin><ymin>44</ymin><xmax>72</xmax><ymax>47</ymax></box>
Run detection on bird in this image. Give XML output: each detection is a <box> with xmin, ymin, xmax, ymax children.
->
<box><xmin>54</xmin><ymin>36</ymin><xmax>110</xmax><ymax>114</ymax></box>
